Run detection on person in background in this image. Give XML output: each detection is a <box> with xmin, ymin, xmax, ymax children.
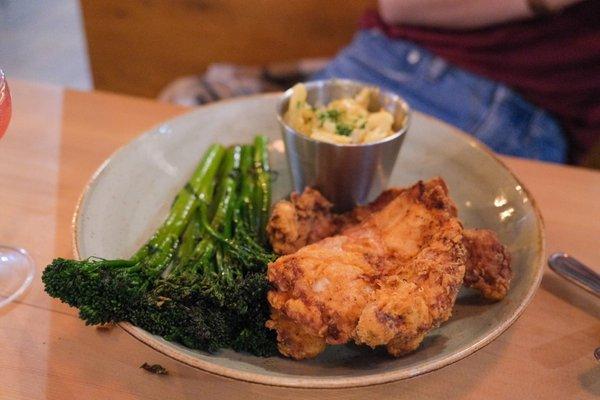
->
<box><xmin>313</xmin><ymin>0</ymin><xmax>599</xmax><ymax>164</ymax></box>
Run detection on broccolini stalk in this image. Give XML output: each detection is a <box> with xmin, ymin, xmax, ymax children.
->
<box><xmin>212</xmin><ymin>146</ymin><xmax>242</xmax><ymax>281</ymax></box>
<box><xmin>132</xmin><ymin>144</ymin><xmax>226</xmax><ymax>265</ymax></box>
<box><xmin>238</xmin><ymin>144</ymin><xmax>255</xmax><ymax>229</ymax></box>
<box><xmin>231</xmin><ymin>142</ymin><xmax>275</xmax><ymax>264</ymax></box>
<box><xmin>141</xmin><ymin>146</ymin><xmax>245</xmax><ymax>350</ymax></box>
<box><xmin>148</xmin><ymin>138</ymin><xmax>277</xmax><ymax>356</ymax></box>
<box><xmin>252</xmin><ymin>135</ymin><xmax>271</xmax><ymax>245</ymax></box>
<box><xmin>175</xmin><ymin>209</ymin><xmax>202</xmax><ymax>267</ymax></box>
<box><xmin>211</xmin><ymin>145</ymin><xmax>242</xmax><ymax>239</ymax></box>
<box><xmin>42</xmin><ymin>144</ymin><xmax>226</xmax><ymax>324</ymax></box>
<box><xmin>201</xmin><ymin>137</ymin><xmax>274</xmax><ymax>267</ymax></box>
<box><xmin>185</xmin><ymin>145</ymin><xmax>241</xmax><ymax>280</ymax></box>
<box><xmin>43</xmin><ymin>138</ymin><xmax>278</xmax><ymax>356</ymax></box>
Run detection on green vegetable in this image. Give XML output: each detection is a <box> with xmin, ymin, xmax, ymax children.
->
<box><xmin>336</xmin><ymin>123</ymin><xmax>353</xmax><ymax>136</ymax></box>
<box><xmin>252</xmin><ymin>135</ymin><xmax>271</xmax><ymax>245</ymax></box>
<box><xmin>132</xmin><ymin>144</ymin><xmax>225</xmax><ymax>264</ymax></box>
<box><xmin>317</xmin><ymin>108</ymin><xmax>342</xmax><ymax>123</ymax></box>
<box><xmin>43</xmin><ymin>144</ymin><xmax>225</xmax><ymax>324</ymax></box>
<box><xmin>238</xmin><ymin>144</ymin><xmax>255</xmax><ymax>229</ymax></box>
<box><xmin>42</xmin><ymin>137</ymin><xmax>277</xmax><ymax>356</ymax></box>
<box><xmin>176</xmin><ymin>208</ymin><xmax>202</xmax><ymax>266</ymax></box>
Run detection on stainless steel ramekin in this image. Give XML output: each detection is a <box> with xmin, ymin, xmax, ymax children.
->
<box><xmin>277</xmin><ymin>79</ymin><xmax>411</xmax><ymax>211</ymax></box>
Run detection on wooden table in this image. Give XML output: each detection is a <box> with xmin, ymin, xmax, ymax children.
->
<box><xmin>1</xmin><ymin>80</ymin><xmax>598</xmax><ymax>399</ymax></box>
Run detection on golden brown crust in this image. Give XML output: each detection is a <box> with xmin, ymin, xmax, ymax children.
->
<box><xmin>267</xmin><ymin>182</ymin><xmax>512</xmax><ymax>303</ymax></box>
<box><xmin>265</xmin><ymin>311</ymin><xmax>326</xmax><ymax>359</ymax></box>
<box><xmin>266</xmin><ymin>187</ymin><xmax>339</xmax><ymax>255</ymax></box>
<box><xmin>266</xmin><ymin>178</ymin><xmax>467</xmax><ymax>359</ymax></box>
<box><xmin>462</xmin><ymin>229</ymin><xmax>512</xmax><ymax>300</ymax></box>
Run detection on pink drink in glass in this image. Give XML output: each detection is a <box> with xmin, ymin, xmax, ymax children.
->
<box><xmin>0</xmin><ymin>70</ymin><xmax>35</xmax><ymax>308</ymax></box>
<box><xmin>0</xmin><ymin>71</ymin><xmax>10</xmax><ymax>138</ymax></box>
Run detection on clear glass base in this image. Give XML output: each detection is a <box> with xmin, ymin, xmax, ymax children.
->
<box><xmin>0</xmin><ymin>245</ymin><xmax>35</xmax><ymax>308</ymax></box>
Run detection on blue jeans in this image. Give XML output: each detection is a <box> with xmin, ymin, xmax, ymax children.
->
<box><xmin>312</xmin><ymin>29</ymin><xmax>567</xmax><ymax>163</ymax></box>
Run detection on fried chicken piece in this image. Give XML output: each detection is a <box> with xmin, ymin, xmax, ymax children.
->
<box><xmin>266</xmin><ymin>188</ymin><xmax>339</xmax><ymax>255</ymax></box>
<box><xmin>337</xmin><ymin>188</ymin><xmax>408</xmax><ymax>227</ymax></box>
<box><xmin>462</xmin><ymin>229</ymin><xmax>512</xmax><ymax>300</ymax></box>
<box><xmin>267</xmin><ymin>186</ymin><xmax>512</xmax><ymax>301</ymax></box>
<box><xmin>266</xmin><ymin>311</ymin><xmax>326</xmax><ymax>358</ymax></box>
<box><xmin>266</xmin><ymin>187</ymin><xmax>404</xmax><ymax>255</ymax></box>
<box><xmin>267</xmin><ymin>178</ymin><xmax>467</xmax><ymax>359</ymax></box>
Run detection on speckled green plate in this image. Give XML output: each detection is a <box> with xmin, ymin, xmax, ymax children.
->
<box><xmin>73</xmin><ymin>94</ymin><xmax>544</xmax><ymax>388</ymax></box>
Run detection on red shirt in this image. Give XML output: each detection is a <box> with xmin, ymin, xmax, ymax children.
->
<box><xmin>362</xmin><ymin>1</ymin><xmax>600</xmax><ymax>162</ymax></box>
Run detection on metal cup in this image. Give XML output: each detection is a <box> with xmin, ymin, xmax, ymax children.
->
<box><xmin>277</xmin><ymin>79</ymin><xmax>410</xmax><ymax>212</ymax></box>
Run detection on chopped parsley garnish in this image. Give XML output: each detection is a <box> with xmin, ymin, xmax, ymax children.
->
<box><xmin>336</xmin><ymin>123</ymin><xmax>353</xmax><ymax>136</ymax></box>
<box><xmin>317</xmin><ymin>109</ymin><xmax>342</xmax><ymax>123</ymax></box>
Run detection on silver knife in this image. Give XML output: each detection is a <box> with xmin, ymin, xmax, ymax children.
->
<box><xmin>548</xmin><ymin>253</ymin><xmax>600</xmax><ymax>298</ymax></box>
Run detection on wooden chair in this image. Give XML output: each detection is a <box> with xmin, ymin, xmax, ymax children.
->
<box><xmin>80</xmin><ymin>0</ymin><xmax>375</xmax><ymax>98</ymax></box>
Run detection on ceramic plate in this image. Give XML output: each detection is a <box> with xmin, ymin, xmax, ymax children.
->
<box><xmin>74</xmin><ymin>94</ymin><xmax>544</xmax><ymax>388</ymax></box>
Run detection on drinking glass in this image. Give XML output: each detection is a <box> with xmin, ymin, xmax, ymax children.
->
<box><xmin>0</xmin><ymin>70</ymin><xmax>35</xmax><ymax>308</ymax></box>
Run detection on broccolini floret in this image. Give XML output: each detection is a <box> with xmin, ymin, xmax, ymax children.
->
<box><xmin>42</xmin><ymin>137</ymin><xmax>277</xmax><ymax>356</ymax></box>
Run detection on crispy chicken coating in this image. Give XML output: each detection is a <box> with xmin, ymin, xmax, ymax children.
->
<box><xmin>266</xmin><ymin>188</ymin><xmax>339</xmax><ymax>255</ymax></box>
<box><xmin>266</xmin><ymin>178</ymin><xmax>467</xmax><ymax>359</ymax></box>
<box><xmin>267</xmin><ymin>185</ymin><xmax>512</xmax><ymax>302</ymax></box>
<box><xmin>462</xmin><ymin>229</ymin><xmax>512</xmax><ymax>300</ymax></box>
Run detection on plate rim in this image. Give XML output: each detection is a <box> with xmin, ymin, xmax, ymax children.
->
<box><xmin>72</xmin><ymin>92</ymin><xmax>545</xmax><ymax>389</ymax></box>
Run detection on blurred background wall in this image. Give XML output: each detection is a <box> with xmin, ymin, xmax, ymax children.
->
<box><xmin>0</xmin><ymin>0</ymin><xmax>375</xmax><ymax>97</ymax></box>
<box><xmin>0</xmin><ymin>0</ymin><xmax>92</xmax><ymax>90</ymax></box>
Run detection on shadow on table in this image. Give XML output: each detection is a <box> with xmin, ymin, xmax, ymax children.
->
<box><xmin>541</xmin><ymin>273</ymin><xmax>600</xmax><ymax>320</ymax></box>
<box><xmin>579</xmin><ymin>365</ymin><xmax>600</xmax><ymax>397</ymax></box>
<box><xmin>43</xmin><ymin>313</ymin><xmax>512</xmax><ymax>400</ymax></box>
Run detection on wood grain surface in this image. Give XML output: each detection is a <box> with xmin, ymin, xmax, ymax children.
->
<box><xmin>0</xmin><ymin>80</ymin><xmax>598</xmax><ymax>399</ymax></box>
